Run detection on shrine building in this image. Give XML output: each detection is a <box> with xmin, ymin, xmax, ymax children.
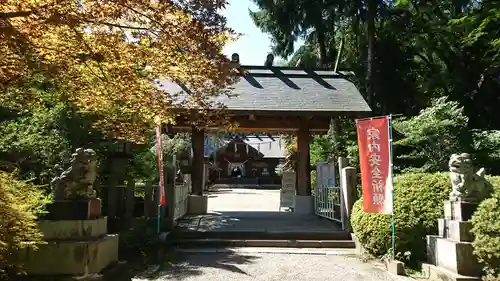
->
<box><xmin>158</xmin><ymin>54</ymin><xmax>371</xmax><ymax>214</ymax></box>
<box><xmin>205</xmin><ymin>135</ymin><xmax>285</xmax><ymax>187</ymax></box>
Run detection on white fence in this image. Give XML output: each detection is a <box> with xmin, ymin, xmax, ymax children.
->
<box><xmin>314</xmin><ymin>161</ymin><xmax>342</xmax><ymax>223</ymax></box>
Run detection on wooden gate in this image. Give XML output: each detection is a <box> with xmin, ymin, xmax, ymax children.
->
<box><xmin>314</xmin><ymin>161</ymin><xmax>342</xmax><ymax>223</ymax></box>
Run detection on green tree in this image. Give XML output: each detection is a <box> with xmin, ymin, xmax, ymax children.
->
<box><xmin>394</xmin><ymin>97</ymin><xmax>471</xmax><ymax>173</ymax></box>
<box><xmin>0</xmin><ymin>78</ymin><xmax>106</xmax><ymax>184</ymax></box>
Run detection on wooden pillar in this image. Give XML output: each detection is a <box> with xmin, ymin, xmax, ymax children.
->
<box><xmin>144</xmin><ymin>181</ymin><xmax>153</xmax><ymax>218</ymax></box>
<box><xmin>297</xmin><ymin>123</ymin><xmax>311</xmax><ymax>196</ymax></box>
<box><xmin>191</xmin><ymin>126</ymin><xmax>205</xmax><ymax>196</ymax></box>
<box><xmin>107</xmin><ymin>181</ymin><xmax>117</xmax><ymax>219</ymax></box>
<box><xmin>124</xmin><ymin>179</ymin><xmax>135</xmax><ymax>223</ymax></box>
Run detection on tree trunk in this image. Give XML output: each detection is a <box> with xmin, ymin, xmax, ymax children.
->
<box><xmin>317</xmin><ymin>28</ymin><xmax>328</xmax><ymax>67</ymax></box>
<box><xmin>366</xmin><ymin>0</ymin><xmax>377</xmax><ymax>112</ymax></box>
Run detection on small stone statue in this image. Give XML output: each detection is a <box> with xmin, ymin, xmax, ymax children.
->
<box><xmin>51</xmin><ymin>148</ymin><xmax>98</xmax><ymax>200</ymax></box>
<box><xmin>448</xmin><ymin>153</ymin><xmax>493</xmax><ymax>202</ymax></box>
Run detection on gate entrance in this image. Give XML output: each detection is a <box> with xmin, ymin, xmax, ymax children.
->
<box><xmin>314</xmin><ymin>161</ymin><xmax>342</xmax><ymax>224</ymax></box>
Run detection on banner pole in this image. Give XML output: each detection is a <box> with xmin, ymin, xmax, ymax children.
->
<box><xmin>157</xmin><ymin>203</ymin><xmax>161</xmax><ymax>234</ymax></box>
<box><xmin>388</xmin><ymin>115</ymin><xmax>396</xmax><ymax>259</ymax></box>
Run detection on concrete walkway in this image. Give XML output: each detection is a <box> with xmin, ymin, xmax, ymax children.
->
<box><xmin>207</xmin><ymin>187</ymin><xmax>281</xmax><ymax>212</ymax></box>
<box><xmin>176</xmin><ymin>188</ymin><xmax>341</xmax><ymax>233</ymax></box>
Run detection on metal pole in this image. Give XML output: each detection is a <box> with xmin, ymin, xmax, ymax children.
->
<box><xmin>388</xmin><ymin>115</ymin><xmax>396</xmax><ymax>259</ymax></box>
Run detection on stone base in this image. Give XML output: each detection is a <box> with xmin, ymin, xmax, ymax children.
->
<box><xmin>352</xmin><ymin>233</ymin><xmax>367</xmax><ymax>256</ymax></box>
<box><xmin>421</xmin><ymin>263</ymin><xmax>481</xmax><ymax>281</ymax></box>
<box><xmin>386</xmin><ymin>260</ymin><xmax>405</xmax><ymax>275</ymax></box>
<box><xmin>38</xmin><ymin>217</ymin><xmax>108</xmax><ymax>240</ymax></box>
<box><xmin>293</xmin><ymin>195</ymin><xmax>314</xmax><ymax>214</ymax></box>
<box><xmin>438</xmin><ymin>218</ymin><xmax>473</xmax><ymax>242</ymax></box>
<box><xmin>427</xmin><ymin>235</ymin><xmax>482</xmax><ymax>277</ymax></box>
<box><xmin>20</xmin><ymin>234</ymin><xmax>119</xmax><ymax>276</ymax></box>
<box><xmin>443</xmin><ymin>201</ymin><xmax>479</xmax><ymax>222</ymax></box>
<box><xmin>187</xmin><ymin>195</ymin><xmax>208</xmax><ymax>215</ymax></box>
<box><xmin>45</xmin><ymin>198</ymin><xmax>102</xmax><ymax>220</ymax></box>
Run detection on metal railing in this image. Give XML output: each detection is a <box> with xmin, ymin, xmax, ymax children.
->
<box><xmin>174</xmin><ymin>175</ymin><xmax>191</xmax><ymax>220</ymax></box>
<box><xmin>314</xmin><ymin>161</ymin><xmax>342</xmax><ymax>223</ymax></box>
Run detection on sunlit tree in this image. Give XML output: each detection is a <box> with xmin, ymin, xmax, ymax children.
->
<box><xmin>0</xmin><ymin>0</ymin><xmax>238</xmax><ymax>142</ymax></box>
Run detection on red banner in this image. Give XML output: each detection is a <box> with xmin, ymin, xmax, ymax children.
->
<box><xmin>356</xmin><ymin>117</ymin><xmax>393</xmax><ymax>214</ymax></box>
<box><xmin>156</xmin><ymin>126</ymin><xmax>166</xmax><ymax>206</ymax></box>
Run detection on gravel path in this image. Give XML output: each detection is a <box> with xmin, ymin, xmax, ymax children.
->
<box><xmin>139</xmin><ymin>189</ymin><xmax>411</xmax><ymax>281</ymax></box>
<box><xmin>144</xmin><ymin>252</ymin><xmax>413</xmax><ymax>281</ymax></box>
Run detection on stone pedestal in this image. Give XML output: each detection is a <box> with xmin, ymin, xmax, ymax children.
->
<box><xmin>187</xmin><ymin>195</ymin><xmax>208</xmax><ymax>215</ymax></box>
<box><xmin>426</xmin><ymin>200</ymin><xmax>482</xmax><ymax>280</ymax></box>
<box><xmin>45</xmin><ymin>198</ymin><xmax>102</xmax><ymax>220</ymax></box>
<box><xmin>293</xmin><ymin>195</ymin><xmax>314</xmax><ymax>214</ymax></box>
<box><xmin>21</xmin><ymin>199</ymin><xmax>119</xmax><ymax>277</ymax></box>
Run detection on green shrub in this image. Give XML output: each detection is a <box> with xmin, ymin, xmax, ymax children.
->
<box><xmin>471</xmin><ymin>176</ymin><xmax>500</xmax><ymax>281</ymax></box>
<box><xmin>351</xmin><ymin>172</ymin><xmax>451</xmax><ymax>264</ymax></box>
<box><xmin>0</xmin><ymin>172</ymin><xmax>51</xmax><ymax>277</ymax></box>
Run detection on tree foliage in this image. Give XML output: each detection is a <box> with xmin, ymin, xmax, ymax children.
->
<box><xmin>471</xmin><ymin>176</ymin><xmax>500</xmax><ymax>281</ymax></box>
<box><xmin>0</xmin><ymin>76</ymin><xmax>108</xmax><ymax>184</ymax></box>
<box><xmin>251</xmin><ymin>0</ymin><xmax>499</xmax><ymax>126</ymax></box>
<box><xmin>394</xmin><ymin>97</ymin><xmax>471</xmax><ymax>173</ymax></box>
<box><xmin>0</xmin><ymin>171</ymin><xmax>51</xmax><ymax>277</ymax></box>
<box><xmin>251</xmin><ymin>0</ymin><xmax>500</xmax><ymax>176</ymax></box>
<box><xmin>1</xmin><ymin>0</ymin><xmax>237</xmax><ymax>142</ymax></box>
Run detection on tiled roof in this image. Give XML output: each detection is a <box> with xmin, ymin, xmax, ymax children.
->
<box><xmin>157</xmin><ymin>66</ymin><xmax>371</xmax><ymax>114</ymax></box>
<box><xmin>204</xmin><ymin>135</ymin><xmax>285</xmax><ymax>158</ymax></box>
<box><xmin>245</xmin><ymin>136</ymin><xmax>285</xmax><ymax>158</ymax></box>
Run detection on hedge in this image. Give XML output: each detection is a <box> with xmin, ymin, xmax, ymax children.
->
<box><xmin>0</xmin><ymin>172</ymin><xmax>51</xmax><ymax>277</ymax></box>
<box><xmin>351</xmin><ymin>172</ymin><xmax>451</xmax><ymax>264</ymax></box>
<box><xmin>471</xmin><ymin>176</ymin><xmax>500</xmax><ymax>281</ymax></box>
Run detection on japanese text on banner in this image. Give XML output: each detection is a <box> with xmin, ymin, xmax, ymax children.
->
<box><xmin>356</xmin><ymin>117</ymin><xmax>393</xmax><ymax>214</ymax></box>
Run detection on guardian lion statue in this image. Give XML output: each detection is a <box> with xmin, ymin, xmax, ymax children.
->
<box><xmin>51</xmin><ymin>148</ymin><xmax>98</xmax><ymax>200</ymax></box>
<box><xmin>448</xmin><ymin>153</ymin><xmax>493</xmax><ymax>202</ymax></box>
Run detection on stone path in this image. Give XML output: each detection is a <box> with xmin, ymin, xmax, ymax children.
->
<box><xmin>138</xmin><ymin>188</ymin><xmax>411</xmax><ymax>281</ymax></box>
<box><xmin>136</xmin><ymin>251</ymin><xmax>413</xmax><ymax>281</ymax></box>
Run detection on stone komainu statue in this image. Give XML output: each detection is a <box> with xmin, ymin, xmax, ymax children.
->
<box><xmin>448</xmin><ymin>153</ymin><xmax>493</xmax><ymax>202</ymax></box>
<box><xmin>51</xmin><ymin>148</ymin><xmax>98</xmax><ymax>200</ymax></box>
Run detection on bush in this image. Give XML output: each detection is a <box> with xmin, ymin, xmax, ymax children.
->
<box><xmin>471</xmin><ymin>176</ymin><xmax>500</xmax><ymax>281</ymax></box>
<box><xmin>0</xmin><ymin>172</ymin><xmax>51</xmax><ymax>277</ymax></box>
<box><xmin>351</xmin><ymin>172</ymin><xmax>451</xmax><ymax>264</ymax></box>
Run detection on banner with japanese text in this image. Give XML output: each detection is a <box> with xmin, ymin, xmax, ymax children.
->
<box><xmin>356</xmin><ymin>117</ymin><xmax>393</xmax><ymax>214</ymax></box>
<box><xmin>155</xmin><ymin>126</ymin><xmax>166</xmax><ymax>206</ymax></box>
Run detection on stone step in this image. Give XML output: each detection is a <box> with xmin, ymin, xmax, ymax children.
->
<box><xmin>170</xmin><ymin>230</ymin><xmax>351</xmax><ymax>241</ymax></box>
<box><xmin>174</xmin><ymin>247</ymin><xmax>357</xmax><ymax>256</ymax></box>
<box><xmin>171</xmin><ymin>238</ymin><xmax>355</xmax><ymax>248</ymax></box>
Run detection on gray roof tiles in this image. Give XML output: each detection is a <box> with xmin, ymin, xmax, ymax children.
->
<box><xmin>157</xmin><ymin>66</ymin><xmax>371</xmax><ymax>114</ymax></box>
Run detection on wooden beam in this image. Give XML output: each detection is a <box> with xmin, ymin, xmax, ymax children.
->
<box><xmin>168</xmin><ymin>126</ymin><xmax>329</xmax><ymax>135</ymax></box>
<box><xmin>173</xmin><ymin>115</ymin><xmax>331</xmax><ymax>131</ymax></box>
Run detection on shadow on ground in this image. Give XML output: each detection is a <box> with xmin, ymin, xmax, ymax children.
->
<box><xmin>146</xmin><ymin>250</ymin><xmax>259</xmax><ymax>280</ymax></box>
<box><xmin>105</xmin><ymin>247</ymin><xmax>260</xmax><ymax>281</ymax></box>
